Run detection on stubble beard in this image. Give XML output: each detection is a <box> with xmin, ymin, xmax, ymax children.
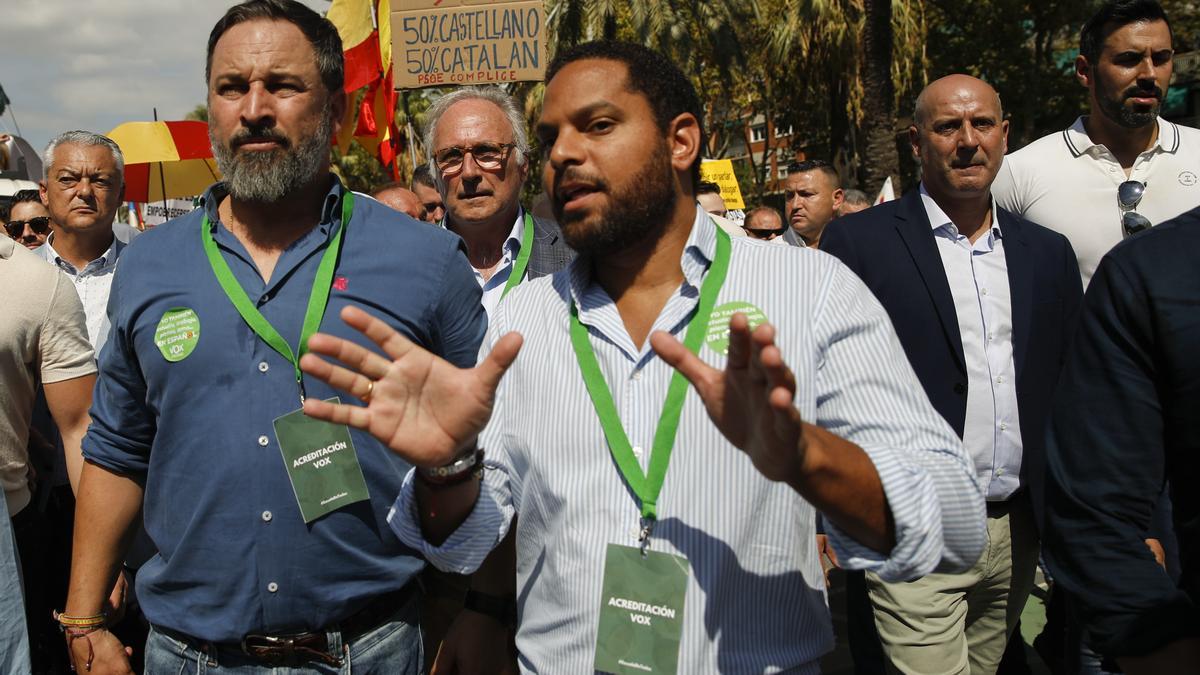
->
<box><xmin>211</xmin><ymin>103</ymin><xmax>332</xmax><ymax>204</ymax></box>
<box><xmin>556</xmin><ymin>144</ymin><xmax>678</xmax><ymax>258</ymax></box>
<box><xmin>1095</xmin><ymin>74</ymin><xmax>1161</xmax><ymax>130</ymax></box>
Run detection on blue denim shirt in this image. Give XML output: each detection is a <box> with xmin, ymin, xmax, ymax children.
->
<box><xmin>83</xmin><ymin>179</ymin><xmax>485</xmax><ymax>642</ymax></box>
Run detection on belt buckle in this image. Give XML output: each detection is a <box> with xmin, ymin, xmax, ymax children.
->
<box><xmin>241</xmin><ymin>632</ymin><xmax>340</xmax><ymax>667</ymax></box>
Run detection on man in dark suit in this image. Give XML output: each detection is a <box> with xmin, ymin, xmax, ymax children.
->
<box><xmin>1041</xmin><ymin>206</ymin><xmax>1200</xmax><ymax>675</ymax></box>
<box><xmin>822</xmin><ymin>74</ymin><xmax>1083</xmax><ymax>674</ymax></box>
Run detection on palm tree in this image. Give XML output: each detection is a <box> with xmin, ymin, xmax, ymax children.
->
<box><xmin>768</xmin><ymin>0</ymin><xmax>926</xmax><ymax>195</ymax></box>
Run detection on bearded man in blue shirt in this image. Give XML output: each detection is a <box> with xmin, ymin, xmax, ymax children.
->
<box><xmin>61</xmin><ymin>2</ymin><xmax>485</xmax><ymax>672</ymax></box>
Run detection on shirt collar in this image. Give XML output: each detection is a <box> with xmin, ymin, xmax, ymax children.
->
<box><xmin>919</xmin><ymin>182</ymin><xmax>1003</xmax><ymax>241</ymax></box>
<box><xmin>567</xmin><ymin>206</ymin><xmax>716</xmax><ymax>317</ymax></box>
<box><xmin>441</xmin><ymin>207</ymin><xmax>528</xmax><ymax>250</ymax></box>
<box><xmin>504</xmin><ymin>207</ymin><xmax>527</xmax><ymax>258</ymax></box>
<box><xmin>40</xmin><ymin>229</ymin><xmax>126</xmax><ymax>273</ymax></box>
<box><xmin>1063</xmin><ymin>115</ymin><xmax>1180</xmax><ymax>157</ymax></box>
<box><xmin>200</xmin><ymin>177</ymin><xmax>345</xmax><ymax>236</ymax></box>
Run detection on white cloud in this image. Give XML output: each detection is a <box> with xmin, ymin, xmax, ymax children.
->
<box><xmin>0</xmin><ymin>0</ymin><xmax>329</xmax><ymax>151</ymax></box>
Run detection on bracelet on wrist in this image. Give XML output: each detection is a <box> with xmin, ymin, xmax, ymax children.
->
<box><xmin>53</xmin><ymin>610</ymin><xmax>107</xmax><ymax>629</ymax></box>
<box><xmin>418</xmin><ymin>449</ymin><xmax>484</xmax><ymax>487</ymax></box>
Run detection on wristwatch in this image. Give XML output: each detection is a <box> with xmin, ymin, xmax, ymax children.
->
<box><xmin>418</xmin><ymin>448</ymin><xmax>484</xmax><ymax>486</ymax></box>
<box><xmin>463</xmin><ymin>589</ymin><xmax>517</xmax><ymax>627</ymax></box>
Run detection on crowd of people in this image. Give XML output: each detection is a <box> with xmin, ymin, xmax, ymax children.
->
<box><xmin>0</xmin><ymin>0</ymin><xmax>1196</xmax><ymax>673</ymax></box>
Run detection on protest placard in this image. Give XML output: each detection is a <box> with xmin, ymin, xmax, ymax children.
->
<box><xmin>391</xmin><ymin>0</ymin><xmax>546</xmax><ymax>89</ymax></box>
<box><xmin>700</xmin><ymin>159</ymin><xmax>745</xmax><ymax>210</ymax></box>
<box><xmin>142</xmin><ymin>198</ymin><xmax>198</xmax><ymax>229</ymax></box>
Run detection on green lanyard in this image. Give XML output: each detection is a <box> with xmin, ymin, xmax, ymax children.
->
<box><xmin>200</xmin><ymin>192</ymin><xmax>354</xmax><ymax>404</ymax></box>
<box><xmin>500</xmin><ymin>212</ymin><xmax>535</xmax><ymax>299</ymax></box>
<box><xmin>569</xmin><ymin>225</ymin><xmax>732</xmax><ymax>549</ymax></box>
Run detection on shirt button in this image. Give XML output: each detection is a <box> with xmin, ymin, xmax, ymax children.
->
<box><xmin>261</xmin><ymin>510</ymin><xmax>273</xmax><ymax>522</ymax></box>
<box><xmin>258</xmin><ymin>435</ymin><xmax>270</xmax><ymax>447</ymax></box>
<box><xmin>981</xmin><ymin>288</ymin><xmax>988</xmax><ymax>296</ymax></box>
<box><xmin>996</xmin><ymin>468</ymin><xmax>1005</xmax><ymax>476</ymax></box>
<box><xmin>999</xmin><ymin>423</ymin><xmax>1008</xmax><ymax>431</ymax></box>
<box><xmin>996</xmin><ymin>376</ymin><xmax>1005</xmax><ymax>383</ymax></box>
<box><xmin>258</xmin><ymin>361</ymin><xmax>269</xmax><ymax>373</ymax></box>
<box><xmin>267</xmin><ymin>582</ymin><xmax>279</xmax><ymax>593</ymax></box>
<box><xmin>631</xmin><ymin>370</ymin><xmax>642</xmax><ymax>381</ymax></box>
<box><xmin>632</xmin><ymin>446</ymin><xmax>644</xmax><ymax>459</ymax></box>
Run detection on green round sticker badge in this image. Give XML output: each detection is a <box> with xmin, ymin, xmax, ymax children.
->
<box><xmin>154</xmin><ymin>308</ymin><xmax>200</xmax><ymax>362</ymax></box>
<box><xmin>705</xmin><ymin>301</ymin><xmax>768</xmax><ymax>355</ymax></box>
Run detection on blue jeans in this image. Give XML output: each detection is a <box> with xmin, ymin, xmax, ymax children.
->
<box><xmin>144</xmin><ymin>595</ymin><xmax>422</xmax><ymax>675</ymax></box>
<box><xmin>1</xmin><ymin>499</ymin><xmax>31</xmax><ymax>674</ymax></box>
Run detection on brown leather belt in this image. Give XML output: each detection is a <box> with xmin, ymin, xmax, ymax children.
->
<box><xmin>163</xmin><ymin>582</ymin><xmax>418</xmax><ymax>668</ymax></box>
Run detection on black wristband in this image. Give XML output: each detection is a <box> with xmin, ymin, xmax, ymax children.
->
<box><xmin>463</xmin><ymin>589</ymin><xmax>516</xmax><ymax>627</ymax></box>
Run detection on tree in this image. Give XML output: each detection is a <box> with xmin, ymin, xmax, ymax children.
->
<box><xmin>184</xmin><ymin>104</ymin><xmax>208</xmax><ymax>122</ymax></box>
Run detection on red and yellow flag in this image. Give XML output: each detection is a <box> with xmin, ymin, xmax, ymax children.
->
<box><xmin>328</xmin><ymin>0</ymin><xmax>397</xmax><ymax>177</ymax></box>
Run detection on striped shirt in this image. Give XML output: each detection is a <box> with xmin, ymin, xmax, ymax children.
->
<box><xmin>391</xmin><ymin>209</ymin><xmax>986</xmax><ymax>673</ymax></box>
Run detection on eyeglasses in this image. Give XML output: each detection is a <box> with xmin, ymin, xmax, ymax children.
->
<box><xmin>1118</xmin><ymin>180</ymin><xmax>1152</xmax><ymax>237</ymax></box>
<box><xmin>433</xmin><ymin>143</ymin><xmax>515</xmax><ymax>176</ymax></box>
<box><xmin>5</xmin><ymin>216</ymin><xmax>51</xmax><ymax>238</ymax></box>
<box><xmin>742</xmin><ymin>224</ymin><xmax>788</xmax><ymax>240</ymax></box>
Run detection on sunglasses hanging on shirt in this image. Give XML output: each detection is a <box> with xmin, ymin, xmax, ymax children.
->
<box><xmin>1117</xmin><ymin>180</ymin><xmax>1152</xmax><ymax>237</ymax></box>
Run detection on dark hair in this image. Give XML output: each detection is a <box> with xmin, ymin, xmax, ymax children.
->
<box><xmin>696</xmin><ymin>181</ymin><xmax>722</xmax><ymax>196</ymax></box>
<box><xmin>546</xmin><ymin>40</ymin><xmax>706</xmax><ymax>188</ymax></box>
<box><xmin>411</xmin><ymin>164</ymin><xmax>437</xmax><ymax>189</ymax></box>
<box><xmin>206</xmin><ymin>0</ymin><xmax>344</xmax><ymax>93</ymax></box>
<box><xmin>11</xmin><ymin>189</ymin><xmax>41</xmax><ymax>206</ymax></box>
<box><xmin>2</xmin><ymin>189</ymin><xmax>42</xmax><ymax>224</ymax></box>
<box><xmin>786</xmin><ymin>159</ymin><xmax>840</xmax><ymax>185</ymax></box>
<box><xmin>1080</xmin><ymin>0</ymin><xmax>1172</xmax><ymax>64</ymax></box>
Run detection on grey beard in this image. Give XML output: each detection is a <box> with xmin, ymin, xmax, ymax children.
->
<box><xmin>211</xmin><ymin>114</ymin><xmax>331</xmax><ymax>204</ymax></box>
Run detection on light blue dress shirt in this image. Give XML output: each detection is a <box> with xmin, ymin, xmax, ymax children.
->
<box><xmin>920</xmin><ymin>184</ymin><xmax>1024</xmax><ymax>501</ymax></box>
<box><xmin>391</xmin><ymin>210</ymin><xmax>986</xmax><ymax>673</ymax></box>
<box><xmin>35</xmin><ymin>233</ymin><xmax>125</xmax><ymax>355</ymax></box>
<box><xmin>450</xmin><ymin>208</ymin><xmax>526</xmax><ymax>319</ymax></box>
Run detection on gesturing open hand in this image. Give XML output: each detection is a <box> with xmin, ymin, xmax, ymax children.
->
<box><xmin>650</xmin><ymin>312</ymin><xmax>804</xmax><ymax>483</ymax></box>
<box><xmin>299</xmin><ymin>305</ymin><xmax>523</xmax><ymax>468</ymax></box>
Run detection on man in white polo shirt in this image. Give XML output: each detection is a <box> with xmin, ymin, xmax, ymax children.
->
<box><xmin>992</xmin><ymin>0</ymin><xmax>1200</xmax><ymax>286</ymax></box>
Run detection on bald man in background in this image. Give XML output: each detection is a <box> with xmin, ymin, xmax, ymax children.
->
<box><xmin>373</xmin><ymin>182</ymin><xmax>427</xmax><ymax>221</ymax></box>
<box><xmin>822</xmin><ymin>74</ymin><xmax>1082</xmax><ymax>674</ymax></box>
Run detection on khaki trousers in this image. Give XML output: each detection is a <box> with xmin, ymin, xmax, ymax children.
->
<box><xmin>866</xmin><ymin>497</ymin><xmax>1038</xmax><ymax>675</ymax></box>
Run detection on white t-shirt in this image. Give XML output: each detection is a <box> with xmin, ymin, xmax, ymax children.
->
<box><xmin>993</xmin><ymin>116</ymin><xmax>1200</xmax><ymax>286</ymax></box>
<box><xmin>0</xmin><ymin>238</ymin><xmax>95</xmax><ymax>515</ymax></box>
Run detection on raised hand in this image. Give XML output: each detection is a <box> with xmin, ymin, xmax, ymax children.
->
<box><xmin>299</xmin><ymin>305</ymin><xmax>523</xmax><ymax>468</ymax></box>
<box><xmin>650</xmin><ymin>312</ymin><xmax>805</xmax><ymax>483</ymax></box>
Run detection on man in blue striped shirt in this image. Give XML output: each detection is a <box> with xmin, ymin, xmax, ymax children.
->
<box><xmin>301</xmin><ymin>41</ymin><xmax>987</xmax><ymax>673</ymax></box>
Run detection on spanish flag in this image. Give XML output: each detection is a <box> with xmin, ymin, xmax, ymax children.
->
<box><xmin>328</xmin><ymin>0</ymin><xmax>398</xmax><ymax>177</ymax></box>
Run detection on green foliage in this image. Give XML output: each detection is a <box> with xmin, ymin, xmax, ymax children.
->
<box><xmin>184</xmin><ymin>104</ymin><xmax>208</xmax><ymax>122</ymax></box>
<box><xmin>332</xmin><ymin>141</ymin><xmax>390</xmax><ymax>194</ymax></box>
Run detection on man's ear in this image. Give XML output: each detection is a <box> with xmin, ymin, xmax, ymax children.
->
<box><xmin>667</xmin><ymin>112</ymin><xmax>701</xmax><ymax>175</ymax></box>
<box><xmin>329</xmin><ymin>89</ymin><xmax>348</xmax><ymax>138</ymax></box>
<box><xmin>1076</xmin><ymin>55</ymin><xmax>1092</xmax><ymax>89</ymax></box>
<box><xmin>39</xmin><ymin>180</ymin><xmax>49</xmax><ymax>207</ymax></box>
<box><xmin>908</xmin><ymin>125</ymin><xmax>922</xmax><ymax>160</ymax></box>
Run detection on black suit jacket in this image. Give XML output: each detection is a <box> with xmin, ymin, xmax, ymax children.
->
<box><xmin>821</xmin><ymin>189</ymin><xmax>1083</xmax><ymax>523</ymax></box>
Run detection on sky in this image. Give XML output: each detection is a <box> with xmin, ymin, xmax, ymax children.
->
<box><xmin>0</xmin><ymin>0</ymin><xmax>329</xmax><ymax>154</ymax></box>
